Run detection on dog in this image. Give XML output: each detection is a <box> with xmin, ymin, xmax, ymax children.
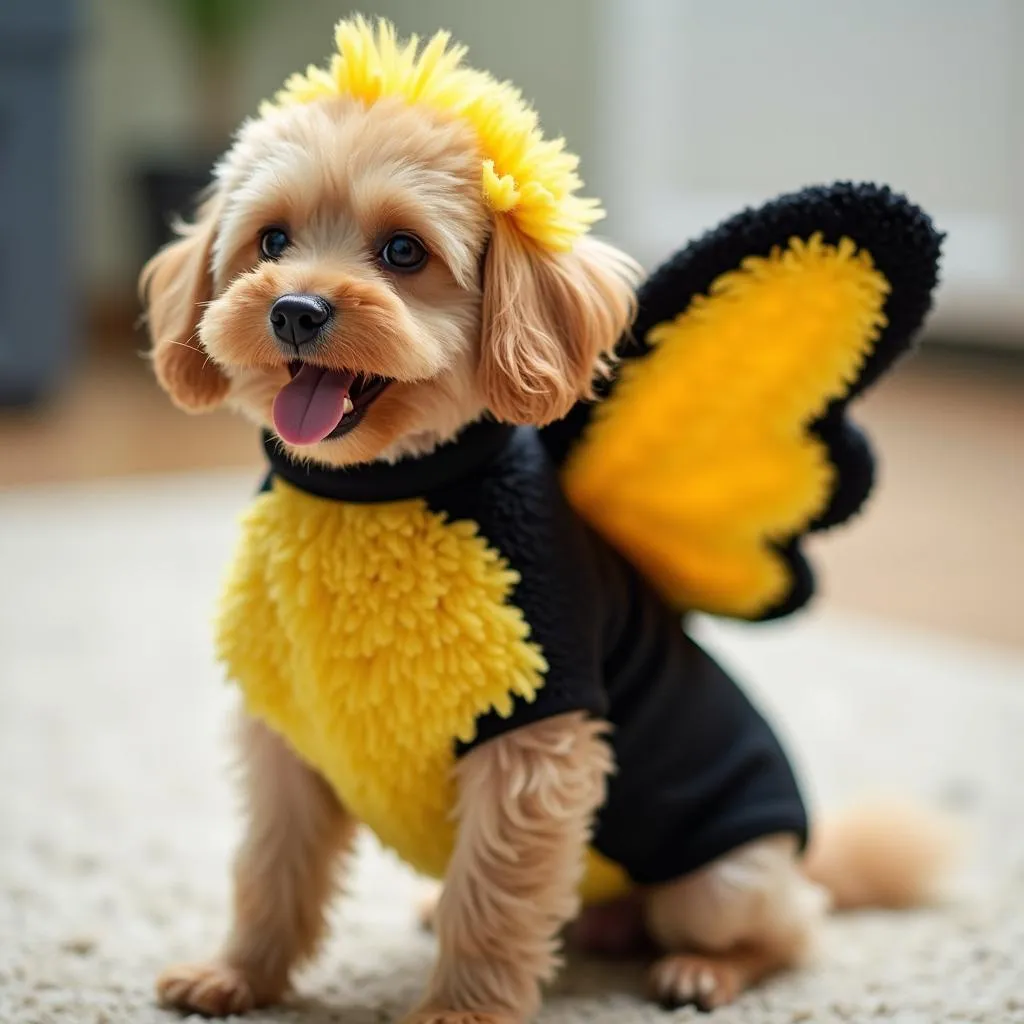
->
<box><xmin>140</xmin><ymin>18</ymin><xmax>953</xmax><ymax>1022</ymax></box>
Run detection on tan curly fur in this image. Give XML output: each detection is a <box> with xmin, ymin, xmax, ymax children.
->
<box><xmin>157</xmin><ymin>715</ymin><xmax>359</xmax><ymax>1016</ymax></box>
<box><xmin>417</xmin><ymin>714</ymin><xmax>611</xmax><ymax>1020</ymax></box>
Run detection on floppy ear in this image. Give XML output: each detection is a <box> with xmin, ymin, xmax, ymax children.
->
<box><xmin>139</xmin><ymin>194</ymin><xmax>230</xmax><ymax>412</ymax></box>
<box><xmin>479</xmin><ymin>218</ymin><xmax>640</xmax><ymax>425</ymax></box>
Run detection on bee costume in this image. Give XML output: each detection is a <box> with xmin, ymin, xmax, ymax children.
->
<box><xmin>217</xmin><ymin>18</ymin><xmax>943</xmax><ymax>905</ymax></box>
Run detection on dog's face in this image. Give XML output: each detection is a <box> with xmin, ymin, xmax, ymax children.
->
<box><xmin>141</xmin><ymin>97</ymin><xmax>638</xmax><ymax>466</ymax></box>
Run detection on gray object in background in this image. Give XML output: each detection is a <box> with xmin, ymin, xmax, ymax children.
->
<box><xmin>0</xmin><ymin>0</ymin><xmax>79</xmax><ymax>406</ymax></box>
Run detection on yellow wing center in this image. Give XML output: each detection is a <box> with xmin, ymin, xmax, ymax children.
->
<box><xmin>564</xmin><ymin>234</ymin><xmax>890</xmax><ymax>618</ymax></box>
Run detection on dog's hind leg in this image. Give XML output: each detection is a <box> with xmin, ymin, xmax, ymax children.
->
<box><xmin>156</xmin><ymin>712</ymin><xmax>359</xmax><ymax>1016</ymax></box>
<box><xmin>643</xmin><ymin>834</ymin><xmax>827</xmax><ymax>1011</ymax></box>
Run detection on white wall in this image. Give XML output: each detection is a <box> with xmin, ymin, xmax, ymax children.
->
<box><xmin>596</xmin><ymin>0</ymin><xmax>1024</xmax><ymax>342</ymax></box>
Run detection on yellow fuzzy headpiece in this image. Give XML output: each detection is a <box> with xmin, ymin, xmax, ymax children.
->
<box><xmin>259</xmin><ymin>15</ymin><xmax>603</xmax><ymax>252</ymax></box>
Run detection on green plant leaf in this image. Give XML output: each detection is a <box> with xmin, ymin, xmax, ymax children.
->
<box><xmin>157</xmin><ymin>0</ymin><xmax>271</xmax><ymax>50</ymax></box>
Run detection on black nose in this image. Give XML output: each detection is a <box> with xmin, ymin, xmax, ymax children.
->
<box><xmin>269</xmin><ymin>294</ymin><xmax>333</xmax><ymax>348</ymax></box>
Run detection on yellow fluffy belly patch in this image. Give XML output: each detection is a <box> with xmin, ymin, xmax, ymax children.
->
<box><xmin>215</xmin><ymin>479</ymin><xmax>629</xmax><ymax>903</ymax></box>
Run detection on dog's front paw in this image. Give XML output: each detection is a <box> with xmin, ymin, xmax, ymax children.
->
<box><xmin>403</xmin><ymin>1012</ymin><xmax>521</xmax><ymax>1024</ymax></box>
<box><xmin>156</xmin><ymin>960</ymin><xmax>269</xmax><ymax>1016</ymax></box>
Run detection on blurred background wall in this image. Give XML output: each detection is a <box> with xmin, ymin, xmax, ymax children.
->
<box><xmin>77</xmin><ymin>0</ymin><xmax>1024</xmax><ymax>341</ymax></box>
<box><xmin>0</xmin><ymin>0</ymin><xmax>1021</xmax><ymax>647</ymax></box>
<box><xmin>600</xmin><ymin>0</ymin><xmax>1024</xmax><ymax>344</ymax></box>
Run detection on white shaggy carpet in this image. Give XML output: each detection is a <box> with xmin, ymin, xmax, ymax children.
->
<box><xmin>1</xmin><ymin>472</ymin><xmax>1023</xmax><ymax>1024</ymax></box>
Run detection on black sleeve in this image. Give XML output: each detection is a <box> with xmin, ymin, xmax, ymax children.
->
<box><xmin>424</xmin><ymin>428</ymin><xmax>610</xmax><ymax>757</ymax></box>
<box><xmin>593</xmin><ymin>611</ymin><xmax>810</xmax><ymax>883</ymax></box>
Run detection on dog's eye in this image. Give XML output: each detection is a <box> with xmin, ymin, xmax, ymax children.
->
<box><xmin>259</xmin><ymin>228</ymin><xmax>290</xmax><ymax>261</ymax></box>
<box><xmin>380</xmin><ymin>233</ymin><xmax>427</xmax><ymax>272</ymax></box>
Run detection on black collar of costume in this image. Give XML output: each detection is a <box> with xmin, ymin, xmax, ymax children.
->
<box><xmin>261</xmin><ymin>418</ymin><xmax>516</xmax><ymax>503</ymax></box>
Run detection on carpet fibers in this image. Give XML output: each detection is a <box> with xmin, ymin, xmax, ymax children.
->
<box><xmin>1</xmin><ymin>473</ymin><xmax>1022</xmax><ymax>1023</ymax></box>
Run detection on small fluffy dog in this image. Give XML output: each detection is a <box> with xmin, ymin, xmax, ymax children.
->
<box><xmin>141</xmin><ymin>18</ymin><xmax>951</xmax><ymax>1023</ymax></box>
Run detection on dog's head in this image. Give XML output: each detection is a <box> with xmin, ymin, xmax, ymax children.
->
<box><xmin>141</xmin><ymin>49</ymin><xmax>638</xmax><ymax>466</ymax></box>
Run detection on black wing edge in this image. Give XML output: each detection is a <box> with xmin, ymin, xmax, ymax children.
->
<box><xmin>542</xmin><ymin>182</ymin><xmax>943</xmax><ymax>621</ymax></box>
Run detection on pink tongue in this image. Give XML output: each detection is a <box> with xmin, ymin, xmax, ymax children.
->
<box><xmin>272</xmin><ymin>366</ymin><xmax>355</xmax><ymax>446</ymax></box>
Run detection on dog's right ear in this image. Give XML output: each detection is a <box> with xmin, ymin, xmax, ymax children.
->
<box><xmin>478</xmin><ymin>218</ymin><xmax>639</xmax><ymax>426</ymax></box>
<box><xmin>139</xmin><ymin>194</ymin><xmax>230</xmax><ymax>412</ymax></box>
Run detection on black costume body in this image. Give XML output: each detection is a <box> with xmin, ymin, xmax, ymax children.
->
<box><xmin>263</xmin><ymin>420</ymin><xmax>810</xmax><ymax>887</ymax></box>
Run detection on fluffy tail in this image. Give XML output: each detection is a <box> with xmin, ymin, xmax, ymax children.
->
<box><xmin>802</xmin><ymin>800</ymin><xmax>960</xmax><ymax>911</ymax></box>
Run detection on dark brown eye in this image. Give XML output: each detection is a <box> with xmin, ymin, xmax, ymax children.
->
<box><xmin>380</xmin><ymin>232</ymin><xmax>427</xmax><ymax>272</ymax></box>
<box><xmin>260</xmin><ymin>228</ymin><xmax>290</xmax><ymax>261</ymax></box>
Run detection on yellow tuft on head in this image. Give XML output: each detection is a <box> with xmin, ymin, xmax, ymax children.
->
<box><xmin>259</xmin><ymin>15</ymin><xmax>603</xmax><ymax>252</ymax></box>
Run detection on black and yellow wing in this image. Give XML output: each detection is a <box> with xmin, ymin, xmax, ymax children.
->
<box><xmin>542</xmin><ymin>183</ymin><xmax>942</xmax><ymax>621</ymax></box>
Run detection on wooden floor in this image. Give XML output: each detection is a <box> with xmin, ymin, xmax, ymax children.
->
<box><xmin>1</xmin><ymin>343</ymin><xmax>1021</xmax><ymax>650</ymax></box>
<box><xmin>802</xmin><ymin>347</ymin><xmax>1023</xmax><ymax>651</ymax></box>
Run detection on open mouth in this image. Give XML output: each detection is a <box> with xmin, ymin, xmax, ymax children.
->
<box><xmin>271</xmin><ymin>360</ymin><xmax>392</xmax><ymax>446</ymax></box>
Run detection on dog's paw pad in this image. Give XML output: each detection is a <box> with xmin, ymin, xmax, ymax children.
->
<box><xmin>649</xmin><ymin>954</ymin><xmax>743</xmax><ymax>1011</ymax></box>
<box><xmin>156</xmin><ymin>961</ymin><xmax>257</xmax><ymax>1017</ymax></box>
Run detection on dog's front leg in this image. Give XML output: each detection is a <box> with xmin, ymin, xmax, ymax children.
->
<box><xmin>407</xmin><ymin>712</ymin><xmax>612</xmax><ymax>1024</ymax></box>
<box><xmin>157</xmin><ymin>713</ymin><xmax>358</xmax><ymax>1015</ymax></box>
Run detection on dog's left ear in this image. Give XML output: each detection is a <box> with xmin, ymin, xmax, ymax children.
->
<box><xmin>139</xmin><ymin>193</ymin><xmax>230</xmax><ymax>412</ymax></box>
<box><xmin>479</xmin><ymin>219</ymin><xmax>640</xmax><ymax>425</ymax></box>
